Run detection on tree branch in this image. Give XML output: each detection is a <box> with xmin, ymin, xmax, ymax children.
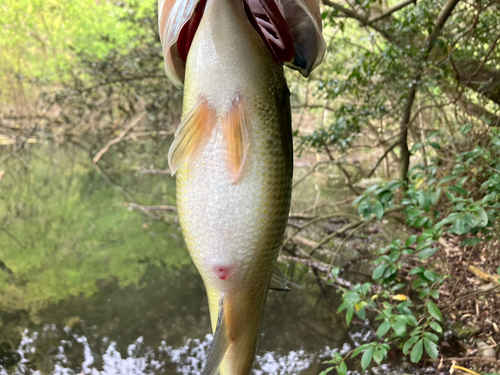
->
<box><xmin>399</xmin><ymin>0</ymin><xmax>461</xmax><ymax>186</ymax></box>
<box><xmin>93</xmin><ymin>112</ymin><xmax>145</xmax><ymax>164</ymax></box>
<box><xmin>322</xmin><ymin>0</ymin><xmax>397</xmax><ymax>43</ymax></box>
<box><xmin>368</xmin><ymin>0</ymin><xmax>417</xmax><ymax>24</ymax></box>
<box><xmin>367</xmin><ymin>140</ymin><xmax>399</xmax><ymax>177</ymax></box>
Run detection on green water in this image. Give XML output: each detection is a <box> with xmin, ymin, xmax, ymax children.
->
<box><xmin>0</xmin><ymin>144</ymin><xmax>403</xmax><ymax>374</ymax></box>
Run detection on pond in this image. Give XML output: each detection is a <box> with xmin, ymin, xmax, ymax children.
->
<box><xmin>0</xmin><ymin>143</ymin><xmax>406</xmax><ymax>374</ymax></box>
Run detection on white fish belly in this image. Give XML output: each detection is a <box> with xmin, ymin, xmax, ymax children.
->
<box><xmin>176</xmin><ymin>98</ymin><xmax>292</xmax><ymax>294</ymax></box>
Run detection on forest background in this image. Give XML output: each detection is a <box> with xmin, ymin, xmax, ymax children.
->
<box><xmin>0</xmin><ymin>0</ymin><xmax>499</xmax><ymax>374</ymax></box>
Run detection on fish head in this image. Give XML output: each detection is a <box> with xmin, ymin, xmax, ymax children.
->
<box><xmin>158</xmin><ymin>0</ymin><xmax>326</xmax><ymax>87</ymax></box>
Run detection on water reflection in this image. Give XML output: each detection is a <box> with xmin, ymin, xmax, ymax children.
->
<box><xmin>0</xmin><ymin>145</ymin><xmax>404</xmax><ymax>374</ymax></box>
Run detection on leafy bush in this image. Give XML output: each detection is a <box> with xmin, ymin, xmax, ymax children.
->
<box><xmin>322</xmin><ymin>127</ymin><xmax>500</xmax><ymax>373</ymax></box>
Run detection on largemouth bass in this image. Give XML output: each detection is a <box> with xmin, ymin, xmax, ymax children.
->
<box><xmin>158</xmin><ymin>1</ymin><xmax>325</xmax><ymax>373</ymax></box>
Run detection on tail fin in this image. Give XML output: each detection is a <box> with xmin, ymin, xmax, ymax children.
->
<box><xmin>202</xmin><ymin>295</ymin><xmax>229</xmax><ymax>375</ymax></box>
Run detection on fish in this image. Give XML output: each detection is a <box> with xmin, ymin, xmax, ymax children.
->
<box><xmin>158</xmin><ymin>0</ymin><xmax>325</xmax><ymax>374</ymax></box>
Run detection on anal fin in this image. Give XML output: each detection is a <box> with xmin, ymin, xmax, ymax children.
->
<box><xmin>168</xmin><ymin>96</ymin><xmax>217</xmax><ymax>175</ymax></box>
<box><xmin>269</xmin><ymin>266</ymin><xmax>290</xmax><ymax>291</ymax></box>
<box><xmin>222</xmin><ymin>95</ymin><xmax>249</xmax><ymax>183</ymax></box>
<box><xmin>202</xmin><ymin>295</ymin><xmax>229</xmax><ymax>375</ymax></box>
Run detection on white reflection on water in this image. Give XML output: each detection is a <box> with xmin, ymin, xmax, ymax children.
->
<box><xmin>3</xmin><ymin>330</ymin><xmax>342</xmax><ymax>375</ymax></box>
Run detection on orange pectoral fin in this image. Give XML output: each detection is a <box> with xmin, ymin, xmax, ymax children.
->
<box><xmin>222</xmin><ymin>96</ymin><xmax>249</xmax><ymax>183</ymax></box>
<box><xmin>168</xmin><ymin>97</ymin><xmax>217</xmax><ymax>175</ymax></box>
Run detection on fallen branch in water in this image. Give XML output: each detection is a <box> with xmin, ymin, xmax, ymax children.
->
<box><xmin>137</xmin><ymin>168</ymin><xmax>171</xmax><ymax>175</ymax></box>
<box><xmin>93</xmin><ymin>112</ymin><xmax>145</xmax><ymax>164</ymax></box>
<box><xmin>292</xmin><ymin>160</ymin><xmax>331</xmax><ymax>188</ymax></box>
<box><xmin>128</xmin><ymin>203</ymin><xmax>177</xmax><ymax>212</ymax></box>
<box><xmin>309</xmin><ymin>206</ymin><xmax>402</xmax><ymax>255</ymax></box>
<box><xmin>93</xmin><ymin>163</ymin><xmax>137</xmax><ymax>201</ymax></box>
<box><xmin>284</xmin><ymin>212</ymin><xmax>356</xmax><ymax>246</ymax></box>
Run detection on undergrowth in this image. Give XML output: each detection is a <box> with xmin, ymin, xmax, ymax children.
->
<box><xmin>321</xmin><ymin>126</ymin><xmax>500</xmax><ymax>374</ymax></box>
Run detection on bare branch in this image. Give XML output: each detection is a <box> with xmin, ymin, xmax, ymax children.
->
<box><xmin>309</xmin><ymin>206</ymin><xmax>402</xmax><ymax>255</ymax></box>
<box><xmin>137</xmin><ymin>168</ymin><xmax>172</xmax><ymax>175</ymax></box>
<box><xmin>368</xmin><ymin>0</ymin><xmax>416</xmax><ymax>24</ymax></box>
<box><xmin>367</xmin><ymin>140</ymin><xmax>399</xmax><ymax>178</ymax></box>
<box><xmin>128</xmin><ymin>203</ymin><xmax>177</xmax><ymax>212</ymax></box>
<box><xmin>322</xmin><ymin>0</ymin><xmax>397</xmax><ymax>43</ymax></box>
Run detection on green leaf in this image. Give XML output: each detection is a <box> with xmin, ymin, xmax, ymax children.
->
<box><xmin>361</xmin><ymin>346</ymin><xmax>373</xmax><ymax>370</ymax></box>
<box><xmin>430</xmin><ymin>188</ymin><xmax>441</xmax><ymax>205</ymax></box>
<box><xmin>429</xmin><ymin>290</ymin><xmax>440</xmax><ymax>300</ymax></box>
<box><xmin>409</xmin><ymin>267</ymin><xmax>425</xmax><ymax>275</ymax></box>
<box><xmin>403</xmin><ymin>336</ymin><xmax>418</xmax><ymax>354</ymax></box>
<box><xmin>410</xmin><ymin>339</ymin><xmax>423</xmax><ymax>363</ymax></box>
<box><xmin>373</xmin><ymin>347</ymin><xmax>384</xmax><ymax>365</ymax></box>
<box><xmin>429</xmin><ymin>141</ymin><xmax>441</xmax><ymax>150</ymax></box>
<box><xmin>413</xmin><ymin>216</ymin><xmax>429</xmax><ymax>227</ymax></box>
<box><xmin>392</xmin><ymin>321</ymin><xmax>407</xmax><ymax>336</ymax></box>
<box><xmin>379</xmin><ymin>191</ymin><xmax>393</xmax><ymax>203</ymax></box>
<box><xmin>337</xmin><ymin>301</ymin><xmax>349</xmax><ymax>313</ymax></box>
<box><xmin>477</xmin><ymin>207</ymin><xmax>488</xmax><ymax>226</ymax></box>
<box><xmin>417</xmin><ymin>247</ymin><xmax>438</xmax><ymax>260</ymax></box>
<box><xmin>372</xmin><ymin>263</ymin><xmax>387</xmax><ymax>280</ymax></box>
<box><xmin>429</xmin><ymin>322</ymin><xmax>442</xmax><ymax>334</ymax></box>
<box><xmin>424</xmin><ymin>338</ymin><xmax>439</xmax><ymax>359</ymax></box>
<box><xmin>352</xmin><ymin>344</ymin><xmax>370</xmax><ymax>358</ymax></box>
<box><xmin>417</xmin><ymin>190</ymin><xmax>431</xmax><ymax>212</ymax></box>
<box><xmin>377</xmin><ymin>321</ymin><xmax>391</xmax><ymax>337</ymax></box>
<box><xmin>424</xmin><ymin>332</ymin><xmax>439</xmax><ymax>342</ymax></box>
<box><xmin>330</xmin><ymin>267</ymin><xmax>341</xmax><ymax>278</ymax></box>
<box><xmin>405</xmin><ymin>235</ymin><xmax>417</xmax><ymax>247</ymax></box>
<box><xmin>439</xmin><ymin>175</ymin><xmax>456</xmax><ymax>185</ymax></box>
<box><xmin>356</xmin><ymin>306</ymin><xmax>366</xmax><ymax>320</ymax></box>
<box><xmin>427</xmin><ymin>301</ymin><xmax>443</xmax><ymax>322</ymax></box>
<box><xmin>497</xmin><ymin>267</ymin><xmax>500</xmax><ymax>276</ymax></box>
<box><xmin>374</xmin><ymin>200</ymin><xmax>384</xmax><ymax>219</ymax></box>
<box><xmin>346</xmin><ymin>305</ymin><xmax>354</xmax><ymax>325</ymax></box>
<box><xmin>318</xmin><ymin>367</ymin><xmax>334</xmax><ymax>375</ymax></box>
<box><xmin>451</xmin><ymin>218</ymin><xmax>465</xmax><ymax>234</ymax></box>
<box><xmin>461</xmin><ymin>238</ymin><xmax>482</xmax><ymax>247</ymax></box>
<box><xmin>338</xmin><ymin>361</ymin><xmax>347</xmax><ymax>375</ymax></box>
<box><xmin>448</xmin><ymin>185</ymin><xmax>468</xmax><ymax>195</ymax></box>
<box><xmin>424</xmin><ymin>270</ymin><xmax>436</xmax><ymax>282</ymax></box>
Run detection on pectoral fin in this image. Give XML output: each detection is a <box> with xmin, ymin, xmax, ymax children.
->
<box><xmin>269</xmin><ymin>266</ymin><xmax>290</xmax><ymax>291</ymax></box>
<box><xmin>168</xmin><ymin>97</ymin><xmax>217</xmax><ymax>175</ymax></box>
<box><xmin>222</xmin><ymin>96</ymin><xmax>249</xmax><ymax>183</ymax></box>
<box><xmin>202</xmin><ymin>295</ymin><xmax>229</xmax><ymax>375</ymax></box>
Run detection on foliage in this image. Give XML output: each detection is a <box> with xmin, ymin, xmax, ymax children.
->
<box><xmin>0</xmin><ymin>0</ymin><xmax>155</xmax><ymax>84</ymax></box>
<box><xmin>323</xmin><ymin>127</ymin><xmax>500</xmax><ymax>370</ymax></box>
